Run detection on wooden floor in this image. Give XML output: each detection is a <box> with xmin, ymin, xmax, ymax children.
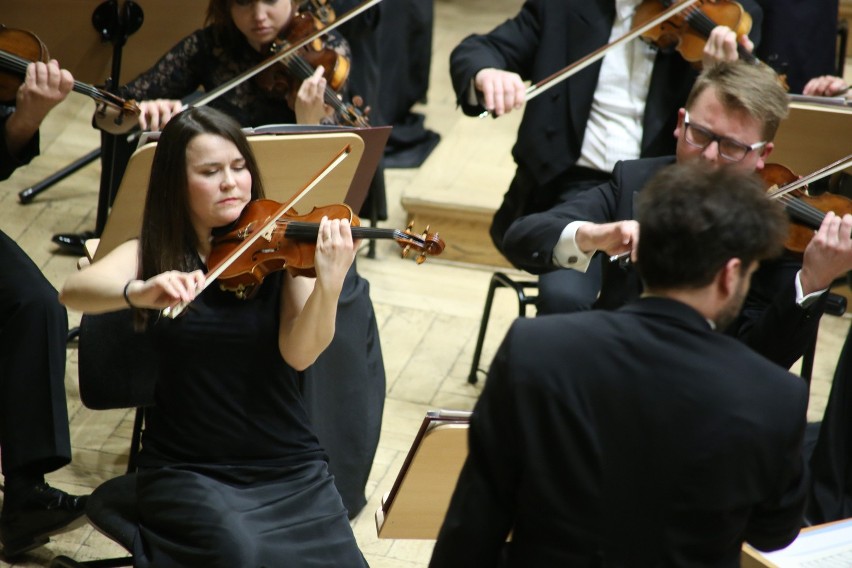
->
<box><xmin>1</xmin><ymin>0</ymin><xmax>851</xmax><ymax>565</ymax></box>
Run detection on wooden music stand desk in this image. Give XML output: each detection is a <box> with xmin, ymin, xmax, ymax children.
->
<box><xmin>375</xmin><ymin>410</ymin><xmax>471</xmax><ymax>540</ymax></box>
<box><xmin>771</xmin><ymin>101</ymin><xmax>852</xmax><ymax>176</ymax></box>
<box><xmin>88</xmin><ymin>126</ymin><xmax>389</xmax><ymax>261</ymax></box>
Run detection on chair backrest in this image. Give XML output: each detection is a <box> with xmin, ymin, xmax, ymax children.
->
<box><xmin>68</xmin><ymin>309</ymin><xmax>157</xmax><ymax>564</ymax></box>
<box><xmin>78</xmin><ymin>309</ymin><xmax>157</xmax><ymax>410</ymax></box>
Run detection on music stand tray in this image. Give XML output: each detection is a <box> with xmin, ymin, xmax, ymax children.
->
<box><xmin>90</xmin><ymin>127</ymin><xmax>389</xmax><ymax>261</ymax></box>
<box><xmin>771</xmin><ymin>101</ymin><xmax>852</xmax><ymax>176</ymax></box>
<box><xmin>375</xmin><ymin>410</ymin><xmax>471</xmax><ymax>540</ymax></box>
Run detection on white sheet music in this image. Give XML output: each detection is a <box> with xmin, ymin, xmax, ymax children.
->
<box><xmin>751</xmin><ymin>519</ymin><xmax>852</xmax><ymax>566</ymax></box>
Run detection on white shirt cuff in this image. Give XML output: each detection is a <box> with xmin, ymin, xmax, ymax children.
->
<box><xmin>795</xmin><ymin>270</ymin><xmax>827</xmax><ymax>307</ymax></box>
<box><xmin>553</xmin><ymin>221</ymin><xmax>594</xmax><ymax>272</ymax></box>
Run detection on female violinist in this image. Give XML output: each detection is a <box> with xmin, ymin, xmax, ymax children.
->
<box><xmin>60</xmin><ymin>106</ymin><xmax>368</xmax><ymax>566</ymax></box>
<box><xmin>104</xmin><ymin>0</ymin><xmax>349</xmax><ymax>130</ymax></box>
<box><xmin>87</xmin><ymin>0</ymin><xmax>387</xmax><ymax>520</ymax></box>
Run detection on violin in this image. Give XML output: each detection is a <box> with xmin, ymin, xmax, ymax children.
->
<box><xmin>762</xmin><ymin>155</ymin><xmax>852</xmax><ymax>254</ymax></box>
<box><xmin>633</xmin><ymin>0</ymin><xmax>788</xmax><ymax>89</ymax></box>
<box><xmin>0</xmin><ymin>25</ymin><xmax>139</xmax><ymax>116</ymax></box>
<box><xmin>208</xmin><ymin>200</ymin><xmax>445</xmax><ymax>299</ymax></box>
<box><xmin>253</xmin><ymin>10</ymin><xmax>369</xmax><ymax>127</ymax></box>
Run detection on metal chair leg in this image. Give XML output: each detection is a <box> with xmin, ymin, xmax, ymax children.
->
<box><xmin>468</xmin><ymin>272</ymin><xmax>538</xmax><ymax>384</ymax></box>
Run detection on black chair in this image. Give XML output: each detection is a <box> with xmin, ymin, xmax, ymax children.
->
<box><xmin>467</xmin><ymin>275</ymin><xmax>848</xmax><ymax>386</ymax></box>
<box><xmin>468</xmin><ymin>272</ymin><xmax>538</xmax><ymax>385</ymax></box>
<box><xmin>800</xmin><ymin>292</ymin><xmax>848</xmax><ymax>383</ymax></box>
<box><xmin>50</xmin><ymin>310</ymin><xmax>156</xmax><ymax>568</ymax></box>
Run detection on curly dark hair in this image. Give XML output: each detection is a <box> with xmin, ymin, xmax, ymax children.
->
<box><xmin>635</xmin><ymin>162</ymin><xmax>788</xmax><ymax>291</ymax></box>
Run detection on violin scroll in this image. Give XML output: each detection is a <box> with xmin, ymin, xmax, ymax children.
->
<box><xmin>398</xmin><ymin>223</ymin><xmax>445</xmax><ymax>264</ymax></box>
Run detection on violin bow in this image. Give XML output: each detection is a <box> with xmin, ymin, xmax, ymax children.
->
<box><xmin>161</xmin><ymin>144</ymin><xmax>352</xmax><ymax>319</ymax></box>
<box><xmin>479</xmin><ymin>0</ymin><xmax>702</xmax><ymax>118</ymax></box>
<box><xmin>766</xmin><ymin>153</ymin><xmax>852</xmax><ymax>200</ymax></box>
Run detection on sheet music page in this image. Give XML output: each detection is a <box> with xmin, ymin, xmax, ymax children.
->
<box><xmin>753</xmin><ymin>519</ymin><xmax>852</xmax><ymax>566</ymax></box>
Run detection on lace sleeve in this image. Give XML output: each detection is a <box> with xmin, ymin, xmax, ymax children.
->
<box><xmin>119</xmin><ymin>30</ymin><xmax>209</xmax><ymax>101</ymax></box>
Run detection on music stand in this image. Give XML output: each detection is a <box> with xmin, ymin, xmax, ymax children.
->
<box><xmin>3</xmin><ymin>0</ymin><xmax>208</xmax><ymax>203</ymax></box>
<box><xmin>88</xmin><ymin>127</ymin><xmax>388</xmax><ymax>261</ymax></box>
<box><xmin>771</xmin><ymin>101</ymin><xmax>852</xmax><ymax>176</ymax></box>
<box><xmin>375</xmin><ymin>410</ymin><xmax>471</xmax><ymax>540</ymax></box>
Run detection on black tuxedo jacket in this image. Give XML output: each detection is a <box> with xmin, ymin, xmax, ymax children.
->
<box><xmin>449</xmin><ymin>0</ymin><xmax>763</xmax><ymax>187</ymax></box>
<box><xmin>0</xmin><ymin>107</ymin><xmax>39</xmax><ymax>181</ymax></box>
<box><xmin>503</xmin><ymin>157</ymin><xmax>826</xmax><ymax>369</ymax></box>
<box><xmin>431</xmin><ymin>298</ymin><xmax>808</xmax><ymax>567</ymax></box>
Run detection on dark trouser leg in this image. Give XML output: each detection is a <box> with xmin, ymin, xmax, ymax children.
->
<box><xmin>0</xmin><ymin>231</ymin><xmax>70</xmax><ymax>478</ymax></box>
<box><xmin>808</xmin><ymin>323</ymin><xmax>852</xmax><ymax>523</ymax></box>
<box><xmin>537</xmin><ymin>255</ymin><xmax>602</xmax><ymax>315</ymax></box>
<box><xmin>299</xmin><ymin>262</ymin><xmax>386</xmax><ymax>518</ymax></box>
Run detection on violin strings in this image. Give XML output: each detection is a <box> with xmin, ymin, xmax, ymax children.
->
<box><xmin>280</xmin><ymin>222</ymin><xmax>419</xmax><ymax>243</ymax></box>
<box><xmin>659</xmin><ymin>2</ymin><xmax>758</xmax><ymax>65</ymax></box>
<box><xmin>284</xmin><ymin>53</ymin><xmax>350</xmax><ymax>114</ymax></box>
<box><xmin>279</xmin><ymin>47</ymin><xmax>367</xmax><ymax>126</ymax></box>
<box><xmin>774</xmin><ymin>194</ymin><xmax>826</xmax><ymax>229</ymax></box>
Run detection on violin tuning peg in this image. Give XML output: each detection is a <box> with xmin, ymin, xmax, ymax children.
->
<box><xmin>401</xmin><ymin>244</ymin><xmax>411</xmax><ymax>259</ymax></box>
<box><xmin>416</xmin><ymin>252</ymin><xmax>427</xmax><ymax>265</ymax></box>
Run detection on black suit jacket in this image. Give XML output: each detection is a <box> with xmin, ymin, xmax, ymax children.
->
<box><xmin>0</xmin><ymin>107</ymin><xmax>39</xmax><ymax>181</ymax></box>
<box><xmin>503</xmin><ymin>157</ymin><xmax>826</xmax><ymax>369</ymax></box>
<box><xmin>449</xmin><ymin>0</ymin><xmax>763</xmax><ymax>188</ymax></box>
<box><xmin>430</xmin><ymin>298</ymin><xmax>808</xmax><ymax>568</ymax></box>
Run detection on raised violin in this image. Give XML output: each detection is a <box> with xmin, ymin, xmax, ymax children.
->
<box><xmin>634</xmin><ymin>0</ymin><xmax>788</xmax><ymax>89</ymax></box>
<box><xmin>100</xmin><ymin>0</ymin><xmax>381</xmax><ymax>135</ymax></box>
<box><xmin>0</xmin><ymin>25</ymin><xmax>139</xmax><ymax>116</ymax></box>
<box><xmin>209</xmin><ymin>200</ymin><xmax>445</xmax><ymax>299</ymax></box>
<box><xmin>253</xmin><ymin>9</ymin><xmax>369</xmax><ymax>127</ymax></box>
<box><xmin>190</xmin><ymin>0</ymin><xmax>382</xmax><ymax>118</ymax></box>
<box><xmin>762</xmin><ymin>154</ymin><xmax>852</xmax><ymax>255</ymax></box>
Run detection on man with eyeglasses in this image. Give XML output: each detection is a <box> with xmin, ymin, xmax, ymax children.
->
<box><xmin>502</xmin><ymin>60</ymin><xmax>852</xmax><ymax>369</ymax></box>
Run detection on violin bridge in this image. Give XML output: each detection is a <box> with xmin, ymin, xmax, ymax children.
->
<box><xmin>237</xmin><ymin>222</ymin><xmax>256</xmax><ymax>240</ymax></box>
<box><xmin>220</xmin><ymin>282</ymin><xmax>252</xmax><ymax>300</ymax></box>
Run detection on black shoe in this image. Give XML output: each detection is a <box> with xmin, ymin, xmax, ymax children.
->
<box><xmin>52</xmin><ymin>230</ymin><xmax>97</xmax><ymax>257</ymax></box>
<box><xmin>0</xmin><ymin>483</ymin><xmax>88</xmax><ymax>558</ymax></box>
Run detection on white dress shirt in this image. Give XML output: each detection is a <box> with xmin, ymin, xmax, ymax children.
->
<box><xmin>576</xmin><ymin>0</ymin><xmax>656</xmax><ymax>173</ymax></box>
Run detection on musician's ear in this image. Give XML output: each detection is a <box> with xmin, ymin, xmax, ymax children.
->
<box><xmin>673</xmin><ymin>108</ymin><xmax>687</xmax><ymax>140</ymax></box>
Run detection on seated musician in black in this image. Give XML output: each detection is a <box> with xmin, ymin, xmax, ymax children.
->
<box><xmin>502</xmin><ymin>60</ymin><xmax>852</xmax><ymax>370</ymax></box>
<box><xmin>0</xmin><ymin>59</ymin><xmax>88</xmax><ymax>558</ymax></box>
<box><xmin>60</xmin><ymin>106</ymin><xmax>368</xmax><ymax>566</ymax></box>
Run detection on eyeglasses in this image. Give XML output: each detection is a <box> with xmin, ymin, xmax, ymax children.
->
<box><xmin>232</xmin><ymin>0</ymin><xmax>279</xmax><ymax>6</ymax></box>
<box><xmin>682</xmin><ymin>111</ymin><xmax>767</xmax><ymax>162</ymax></box>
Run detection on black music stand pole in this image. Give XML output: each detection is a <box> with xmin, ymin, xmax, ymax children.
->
<box><xmin>51</xmin><ymin>0</ymin><xmax>143</xmax><ymax>254</ymax></box>
<box><xmin>18</xmin><ymin>148</ymin><xmax>101</xmax><ymax>204</ymax></box>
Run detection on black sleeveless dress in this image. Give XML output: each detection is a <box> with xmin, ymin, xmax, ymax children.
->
<box><xmin>133</xmin><ymin>272</ymin><xmax>367</xmax><ymax>567</ymax></box>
